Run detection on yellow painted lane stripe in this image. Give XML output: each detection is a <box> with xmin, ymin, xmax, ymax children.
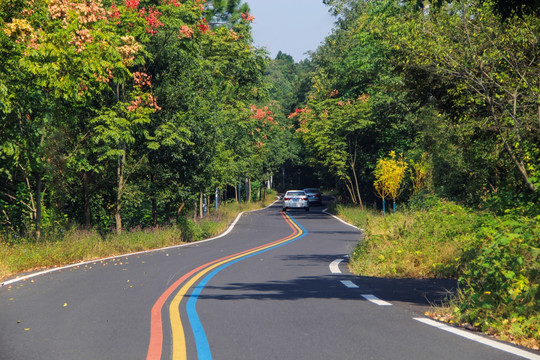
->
<box><xmin>169</xmin><ymin>212</ymin><xmax>303</xmax><ymax>360</ymax></box>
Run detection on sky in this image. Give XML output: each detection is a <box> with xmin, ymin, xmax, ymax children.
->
<box><xmin>245</xmin><ymin>0</ymin><xmax>336</xmax><ymax>62</ymax></box>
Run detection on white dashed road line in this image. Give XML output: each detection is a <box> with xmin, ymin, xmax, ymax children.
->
<box><xmin>330</xmin><ymin>258</ymin><xmax>539</xmax><ymax>358</ymax></box>
<box><xmin>361</xmin><ymin>294</ymin><xmax>392</xmax><ymax>306</ymax></box>
<box><xmin>333</xmin><ymin>258</ymin><xmax>393</xmax><ymax>306</ymax></box>
<box><xmin>339</xmin><ymin>279</ymin><xmax>393</xmax><ymax>306</ymax></box>
<box><xmin>340</xmin><ymin>280</ymin><xmax>359</xmax><ymax>289</ymax></box>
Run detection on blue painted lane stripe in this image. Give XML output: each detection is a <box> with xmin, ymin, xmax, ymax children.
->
<box><xmin>185</xmin><ymin>214</ymin><xmax>307</xmax><ymax>360</ymax></box>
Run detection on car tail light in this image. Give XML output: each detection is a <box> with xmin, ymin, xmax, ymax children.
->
<box><xmin>284</xmin><ymin>197</ymin><xmax>291</xmax><ymax>200</ymax></box>
<box><xmin>301</xmin><ymin>197</ymin><xmax>307</xmax><ymax>201</ymax></box>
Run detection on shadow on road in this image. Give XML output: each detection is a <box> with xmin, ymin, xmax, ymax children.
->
<box><xmin>238</xmin><ymin>202</ymin><xmax>456</xmax><ymax>315</ymax></box>
<box><xmin>198</xmin><ymin>271</ymin><xmax>457</xmax><ymax>315</ymax></box>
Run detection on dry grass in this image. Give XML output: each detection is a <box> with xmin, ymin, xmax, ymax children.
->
<box><xmin>0</xmin><ymin>193</ymin><xmax>277</xmax><ymax>282</ymax></box>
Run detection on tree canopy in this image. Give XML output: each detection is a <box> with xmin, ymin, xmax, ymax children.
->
<box><xmin>2</xmin><ymin>0</ymin><xmax>539</xmax><ymax>238</ymax></box>
<box><xmin>286</xmin><ymin>0</ymin><xmax>539</xmax><ymax>212</ymax></box>
<box><xmin>0</xmin><ymin>0</ymin><xmax>293</xmax><ymax>236</ymax></box>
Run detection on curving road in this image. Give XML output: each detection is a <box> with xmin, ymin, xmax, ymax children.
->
<box><xmin>1</xmin><ymin>202</ymin><xmax>538</xmax><ymax>360</ymax></box>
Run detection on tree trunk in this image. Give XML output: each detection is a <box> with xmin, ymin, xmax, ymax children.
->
<box><xmin>199</xmin><ymin>192</ymin><xmax>203</xmax><ymax>218</ymax></box>
<box><xmin>82</xmin><ymin>171</ymin><xmax>91</xmax><ymax>229</ymax></box>
<box><xmin>115</xmin><ymin>142</ymin><xmax>126</xmax><ymax>234</ymax></box>
<box><xmin>177</xmin><ymin>202</ymin><xmax>185</xmax><ymax>216</ymax></box>
<box><xmin>345</xmin><ymin>178</ymin><xmax>357</xmax><ymax>205</ymax></box>
<box><xmin>151</xmin><ymin>174</ymin><xmax>158</xmax><ymax>227</ymax></box>
<box><xmin>152</xmin><ymin>197</ymin><xmax>158</xmax><ymax>227</ymax></box>
<box><xmin>246</xmin><ymin>177</ymin><xmax>251</xmax><ymax>203</ymax></box>
<box><xmin>21</xmin><ymin>166</ymin><xmax>37</xmax><ymax>230</ymax></box>
<box><xmin>491</xmin><ymin>103</ymin><xmax>536</xmax><ymax>192</ymax></box>
<box><xmin>350</xmin><ymin>161</ymin><xmax>364</xmax><ymax>210</ymax></box>
<box><xmin>35</xmin><ymin>174</ymin><xmax>42</xmax><ymax>240</ymax></box>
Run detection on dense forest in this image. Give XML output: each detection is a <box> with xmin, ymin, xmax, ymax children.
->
<box><xmin>1</xmin><ymin>0</ymin><xmax>539</xmax><ymax>239</ymax></box>
<box><xmin>287</xmin><ymin>0</ymin><xmax>540</xmax><ymax>212</ymax></box>
<box><xmin>0</xmin><ymin>0</ymin><xmax>300</xmax><ymax>237</ymax></box>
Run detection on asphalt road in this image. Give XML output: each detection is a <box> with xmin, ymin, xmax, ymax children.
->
<box><xmin>1</xmin><ymin>201</ymin><xmax>538</xmax><ymax>360</ymax></box>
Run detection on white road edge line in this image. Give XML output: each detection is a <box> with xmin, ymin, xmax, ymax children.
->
<box><xmin>322</xmin><ymin>208</ymin><xmax>362</xmax><ymax>231</ymax></box>
<box><xmin>1</xmin><ymin>200</ymin><xmax>279</xmax><ymax>287</ymax></box>
<box><xmin>330</xmin><ymin>259</ymin><xmax>344</xmax><ymax>274</ymax></box>
<box><xmin>362</xmin><ymin>294</ymin><xmax>393</xmax><ymax>306</ymax></box>
<box><xmin>414</xmin><ymin>318</ymin><xmax>540</xmax><ymax>360</ymax></box>
<box><xmin>341</xmin><ymin>280</ymin><xmax>359</xmax><ymax>289</ymax></box>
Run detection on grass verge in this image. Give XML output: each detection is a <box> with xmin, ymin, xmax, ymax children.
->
<box><xmin>0</xmin><ymin>193</ymin><xmax>276</xmax><ymax>282</ymax></box>
<box><xmin>331</xmin><ymin>199</ymin><xmax>539</xmax><ymax>350</ymax></box>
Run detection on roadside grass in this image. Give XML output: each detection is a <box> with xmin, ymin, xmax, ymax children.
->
<box><xmin>332</xmin><ymin>199</ymin><xmax>539</xmax><ymax>350</ymax></box>
<box><xmin>340</xmin><ymin>201</ymin><xmax>481</xmax><ymax>278</ymax></box>
<box><xmin>0</xmin><ymin>192</ymin><xmax>277</xmax><ymax>282</ymax></box>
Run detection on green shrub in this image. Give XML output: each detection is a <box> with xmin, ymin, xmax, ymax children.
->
<box><xmin>456</xmin><ymin>214</ymin><xmax>539</xmax><ymax>348</ymax></box>
<box><xmin>342</xmin><ymin>198</ymin><xmax>539</xmax><ymax>349</ymax></box>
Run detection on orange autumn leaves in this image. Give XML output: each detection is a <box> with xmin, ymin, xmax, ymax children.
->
<box><xmin>249</xmin><ymin>105</ymin><xmax>277</xmax><ymax>149</ymax></box>
<box><xmin>128</xmin><ymin>72</ymin><xmax>161</xmax><ymax>112</ymax></box>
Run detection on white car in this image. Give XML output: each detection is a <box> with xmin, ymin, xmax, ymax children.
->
<box><xmin>282</xmin><ymin>190</ymin><xmax>309</xmax><ymax>212</ymax></box>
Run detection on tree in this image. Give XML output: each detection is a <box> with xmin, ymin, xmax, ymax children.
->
<box><xmin>0</xmin><ymin>0</ymin><xmax>145</xmax><ymax>237</ymax></box>
<box><xmin>374</xmin><ymin>151</ymin><xmax>408</xmax><ymax>213</ymax></box>
<box><xmin>205</xmin><ymin>0</ymin><xmax>250</xmax><ymax>25</ymax></box>
<box><xmin>398</xmin><ymin>1</ymin><xmax>540</xmax><ymax>193</ymax></box>
<box><xmin>142</xmin><ymin>0</ymin><xmax>267</xmax><ymax>217</ymax></box>
<box><xmin>409</xmin><ymin>153</ymin><xmax>430</xmax><ymax>196</ymax></box>
<box><xmin>0</xmin><ymin>0</ymin><xmax>277</xmax><ymax>237</ymax></box>
<box><xmin>295</xmin><ymin>95</ymin><xmax>372</xmax><ymax>207</ymax></box>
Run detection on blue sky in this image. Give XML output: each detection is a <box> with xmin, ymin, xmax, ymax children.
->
<box><xmin>246</xmin><ymin>0</ymin><xmax>336</xmax><ymax>62</ymax></box>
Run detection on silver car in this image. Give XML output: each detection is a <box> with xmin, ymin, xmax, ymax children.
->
<box><xmin>282</xmin><ymin>190</ymin><xmax>310</xmax><ymax>212</ymax></box>
<box><xmin>303</xmin><ymin>188</ymin><xmax>322</xmax><ymax>205</ymax></box>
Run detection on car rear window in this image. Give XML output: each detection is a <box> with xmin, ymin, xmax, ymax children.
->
<box><xmin>287</xmin><ymin>191</ymin><xmax>304</xmax><ymax>196</ymax></box>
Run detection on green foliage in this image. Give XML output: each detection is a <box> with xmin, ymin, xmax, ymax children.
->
<box><xmin>265</xmin><ymin>51</ymin><xmax>310</xmax><ymax>114</ymax></box>
<box><xmin>293</xmin><ymin>0</ymin><xmax>539</xmax><ymax>210</ymax></box>
<box><xmin>456</xmin><ymin>214</ymin><xmax>540</xmax><ymax>346</ymax></box>
<box><xmin>395</xmin><ymin>0</ymin><xmax>540</xmax><ymax>194</ymax></box>
<box><xmin>347</xmin><ymin>198</ymin><xmax>481</xmax><ymax>278</ymax></box>
<box><xmin>295</xmin><ymin>95</ymin><xmax>372</xmax><ymax>206</ymax></box>
<box><xmin>342</xmin><ymin>197</ymin><xmax>539</xmax><ymax>348</ymax></box>
<box><xmin>206</xmin><ymin>0</ymin><xmax>250</xmax><ymax>25</ymax></box>
<box><xmin>0</xmin><ymin>0</ymin><xmax>287</xmax><ymax>237</ymax></box>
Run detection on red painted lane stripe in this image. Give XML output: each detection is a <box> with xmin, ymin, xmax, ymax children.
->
<box><xmin>146</xmin><ymin>212</ymin><xmax>297</xmax><ymax>360</ymax></box>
